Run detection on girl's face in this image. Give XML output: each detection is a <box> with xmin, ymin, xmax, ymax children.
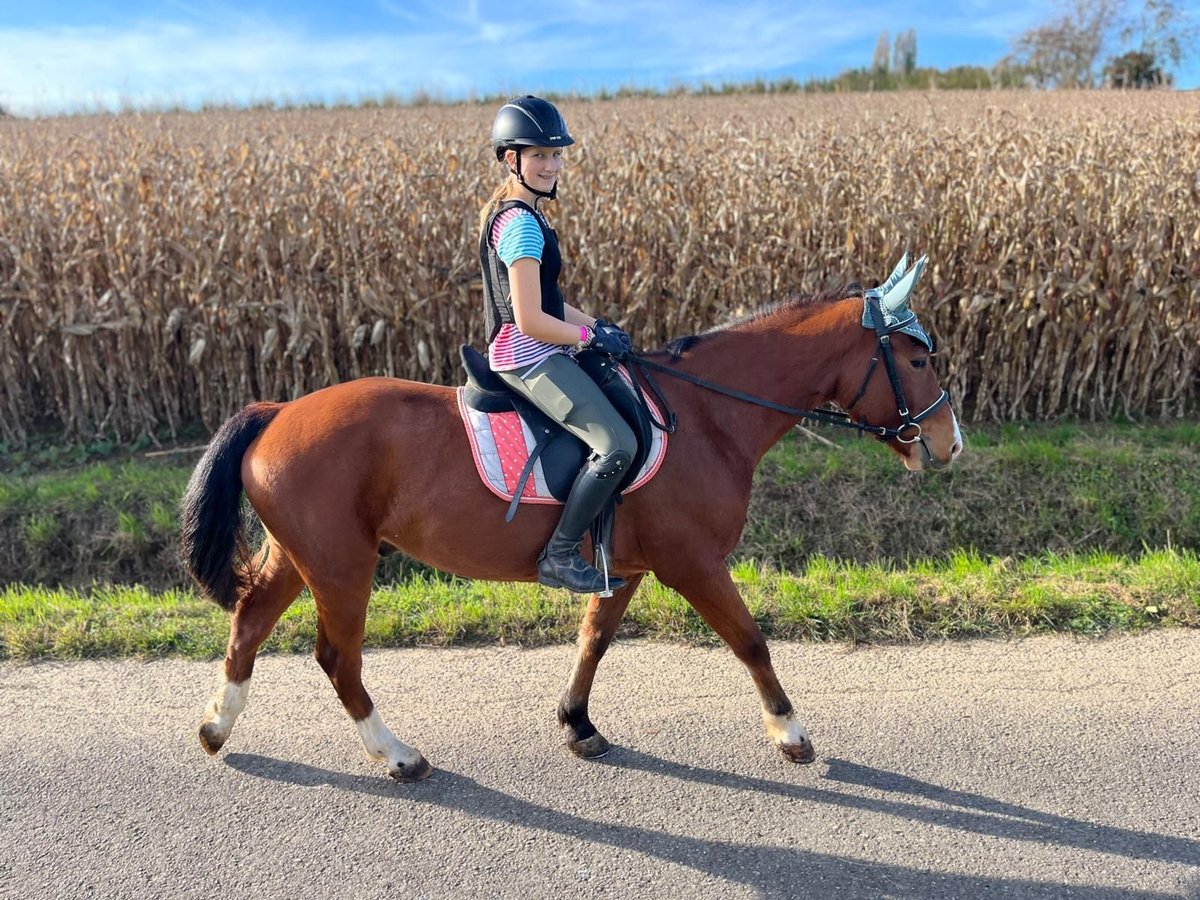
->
<box><xmin>507</xmin><ymin>146</ymin><xmax>564</xmax><ymax>193</ymax></box>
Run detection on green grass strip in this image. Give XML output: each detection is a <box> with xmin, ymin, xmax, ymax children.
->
<box><xmin>2</xmin><ymin>549</ymin><xmax>1197</xmax><ymax>661</ymax></box>
<box><xmin>3</xmin><ymin>422</ymin><xmax>1199</xmax><ymax>590</ymax></box>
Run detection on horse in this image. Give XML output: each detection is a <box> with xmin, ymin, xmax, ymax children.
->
<box><xmin>181</xmin><ymin>255</ymin><xmax>962</xmax><ymax>782</ymax></box>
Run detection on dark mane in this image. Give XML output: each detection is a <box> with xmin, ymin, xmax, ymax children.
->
<box><xmin>648</xmin><ymin>283</ymin><xmax>864</xmax><ymax>360</ymax></box>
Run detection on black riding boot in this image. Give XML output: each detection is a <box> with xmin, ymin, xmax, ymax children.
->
<box><xmin>537</xmin><ymin>450</ymin><xmax>630</xmax><ymax>594</ymax></box>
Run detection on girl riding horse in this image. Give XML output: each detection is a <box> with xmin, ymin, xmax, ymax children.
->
<box><xmin>181</xmin><ymin>102</ymin><xmax>963</xmax><ymax>780</ymax></box>
<box><xmin>480</xmin><ymin>95</ymin><xmax>636</xmax><ymax>596</ymax></box>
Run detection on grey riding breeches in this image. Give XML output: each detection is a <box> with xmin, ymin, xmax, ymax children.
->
<box><xmin>496</xmin><ymin>352</ymin><xmax>637</xmax><ymax>460</ymax></box>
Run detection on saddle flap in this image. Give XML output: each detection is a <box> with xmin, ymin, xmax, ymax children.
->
<box><xmin>575</xmin><ymin>350</ymin><xmax>654</xmax><ymax>495</ymax></box>
<box><xmin>459</xmin><ymin>346</ymin><xmax>583</xmax><ymax>499</ymax></box>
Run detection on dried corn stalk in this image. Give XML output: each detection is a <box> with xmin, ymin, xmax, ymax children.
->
<box><xmin>0</xmin><ymin>92</ymin><xmax>1196</xmax><ymax>444</ymax></box>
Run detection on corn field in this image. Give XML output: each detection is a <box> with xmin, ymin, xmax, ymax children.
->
<box><xmin>0</xmin><ymin>92</ymin><xmax>1197</xmax><ymax>446</ymax></box>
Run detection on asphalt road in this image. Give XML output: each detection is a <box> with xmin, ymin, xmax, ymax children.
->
<box><xmin>2</xmin><ymin>631</ymin><xmax>1199</xmax><ymax>899</ymax></box>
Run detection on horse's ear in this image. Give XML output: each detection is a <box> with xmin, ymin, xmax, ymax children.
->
<box><xmin>863</xmin><ymin>253</ymin><xmax>934</xmax><ymax>350</ymax></box>
<box><xmin>879</xmin><ymin>252</ymin><xmax>910</xmax><ymax>294</ymax></box>
<box><xmin>876</xmin><ymin>253</ymin><xmax>927</xmax><ymax>317</ymax></box>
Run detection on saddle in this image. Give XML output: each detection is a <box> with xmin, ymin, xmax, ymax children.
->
<box><xmin>457</xmin><ymin>345</ymin><xmax>663</xmax><ymax>520</ymax></box>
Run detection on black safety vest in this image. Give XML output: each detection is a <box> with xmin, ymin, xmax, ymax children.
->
<box><xmin>479</xmin><ymin>199</ymin><xmax>565</xmax><ymax>343</ymax></box>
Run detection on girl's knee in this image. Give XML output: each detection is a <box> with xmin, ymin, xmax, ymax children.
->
<box><xmin>614</xmin><ymin>421</ymin><xmax>638</xmax><ymax>459</ymax></box>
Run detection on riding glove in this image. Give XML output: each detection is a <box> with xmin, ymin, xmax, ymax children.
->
<box><xmin>590</xmin><ymin>319</ymin><xmax>633</xmax><ymax>357</ymax></box>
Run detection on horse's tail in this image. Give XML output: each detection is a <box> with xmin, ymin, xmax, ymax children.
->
<box><xmin>180</xmin><ymin>402</ymin><xmax>283</xmax><ymax>611</ymax></box>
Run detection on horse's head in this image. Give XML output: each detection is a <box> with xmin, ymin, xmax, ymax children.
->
<box><xmin>839</xmin><ymin>254</ymin><xmax>962</xmax><ymax>471</ymax></box>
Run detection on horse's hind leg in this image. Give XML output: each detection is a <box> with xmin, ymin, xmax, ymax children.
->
<box><xmin>657</xmin><ymin>561</ymin><xmax>816</xmax><ymax>764</ymax></box>
<box><xmin>558</xmin><ymin>574</ymin><xmax>645</xmax><ymax>758</ymax></box>
<box><xmin>307</xmin><ymin>568</ymin><xmax>432</xmax><ymax>783</ymax></box>
<box><xmin>199</xmin><ymin>539</ymin><xmax>305</xmax><ymax>754</ymax></box>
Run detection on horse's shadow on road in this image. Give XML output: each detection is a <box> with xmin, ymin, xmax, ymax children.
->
<box><xmin>224</xmin><ymin>748</ymin><xmax>1196</xmax><ymax>900</ymax></box>
<box><xmin>609</xmin><ymin>751</ymin><xmax>1200</xmax><ymax>866</ymax></box>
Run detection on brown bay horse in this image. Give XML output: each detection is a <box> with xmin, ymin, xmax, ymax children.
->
<box><xmin>182</xmin><ymin>259</ymin><xmax>962</xmax><ymax>781</ymax></box>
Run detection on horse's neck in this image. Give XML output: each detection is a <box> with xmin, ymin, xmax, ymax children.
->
<box><xmin>675</xmin><ymin>301</ymin><xmax>858</xmax><ymax>463</ymax></box>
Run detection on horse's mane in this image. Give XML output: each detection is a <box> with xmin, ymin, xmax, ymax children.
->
<box><xmin>648</xmin><ymin>283</ymin><xmax>864</xmax><ymax>360</ymax></box>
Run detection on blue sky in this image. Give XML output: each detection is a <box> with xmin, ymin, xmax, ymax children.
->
<box><xmin>1</xmin><ymin>1</ymin><xmax>1197</xmax><ymax>115</ymax></box>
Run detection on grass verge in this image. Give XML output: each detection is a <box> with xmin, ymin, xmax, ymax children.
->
<box><xmin>3</xmin><ymin>422</ymin><xmax>1198</xmax><ymax>589</ymax></box>
<box><xmin>2</xmin><ymin>549</ymin><xmax>1196</xmax><ymax>661</ymax></box>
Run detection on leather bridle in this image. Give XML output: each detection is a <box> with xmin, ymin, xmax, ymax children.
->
<box><xmin>624</xmin><ymin>294</ymin><xmax>950</xmax><ymax>444</ymax></box>
<box><xmin>846</xmin><ymin>293</ymin><xmax>951</xmax><ymax>445</ymax></box>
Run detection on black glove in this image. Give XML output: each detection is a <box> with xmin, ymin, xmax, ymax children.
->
<box><xmin>589</xmin><ymin>318</ymin><xmax>633</xmax><ymax>356</ymax></box>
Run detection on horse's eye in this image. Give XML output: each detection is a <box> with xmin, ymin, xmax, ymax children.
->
<box><xmin>910</xmin><ymin>358</ymin><xmax>927</xmax><ymax>369</ymax></box>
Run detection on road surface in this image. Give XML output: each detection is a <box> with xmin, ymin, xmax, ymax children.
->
<box><xmin>2</xmin><ymin>631</ymin><xmax>1198</xmax><ymax>898</ymax></box>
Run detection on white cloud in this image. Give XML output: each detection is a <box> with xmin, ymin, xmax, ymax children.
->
<box><xmin>2</xmin><ymin>1</ymin><xmax>1159</xmax><ymax>116</ymax></box>
<box><xmin>0</xmin><ymin>19</ymin><xmax>486</xmax><ymax>114</ymax></box>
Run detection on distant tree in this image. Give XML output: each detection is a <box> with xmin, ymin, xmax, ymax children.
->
<box><xmin>873</xmin><ymin>30</ymin><xmax>891</xmax><ymax>74</ymax></box>
<box><xmin>990</xmin><ymin>58</ymin><xmax>1041</xmax><ymax>89</ymax></box>
<box><xmin>892</xmin><ymin>29</ymin><xmax>918</xmax><ymax>75</ymax></box>
<box><xmin>0</xmin><ymin>104</ymin><xmax>10</xmax><ymax>119</ymax></box>
<box><xmin>1007</xmin><ymin>0</ymin><xmax>1124</xmax><ymax>87</ymax></box>
<box><xmin>1008</xmin><ymin>23</ymin><xmax>1083</xmax><ymax>87</ymax></box>
<box><xmin>936</xmin><ymin>65</ymin><xmax>996</xmax><ymax>90</ymax></box>
<box><xmin>1118</xmin><ymin>0</ymin><xmax>1198</xmax><ymax>76</ymax></box>
<box><xmin>1104</xmin><ymin>49</ymin><xmax>1167</xmax><ymax>86</ymax></box>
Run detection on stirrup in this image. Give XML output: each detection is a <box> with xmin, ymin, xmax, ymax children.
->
<box><xmin>595</xmin><ymin>543</ymin><xmax>614</xmax><ymax>598</ymax></box>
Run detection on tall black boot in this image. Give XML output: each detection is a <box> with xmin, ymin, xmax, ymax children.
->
<box><xmin>537</xmin><ymin>450</ymin><xmax>630</xmax><ymax>594</ymax></box>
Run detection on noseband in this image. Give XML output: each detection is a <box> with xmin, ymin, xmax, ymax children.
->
<box><xmin>625</xmin><ymin>293</ymin><xmax>949</xmax><ymax>443</ymax></box>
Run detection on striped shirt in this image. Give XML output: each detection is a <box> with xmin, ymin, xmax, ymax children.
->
<box><xmin>487</xmin><ymin>208</ymin><xmax>571</xmax><ymax>373</ymax></box>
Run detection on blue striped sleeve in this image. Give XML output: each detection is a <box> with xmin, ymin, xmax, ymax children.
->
<box><xmin>495</xmin><ymin>211</ymin><xmax>544</xmax><ymax>265</ymax></box>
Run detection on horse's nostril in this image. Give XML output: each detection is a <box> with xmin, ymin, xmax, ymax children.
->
<box><xmin>951</xmin><ymin>440</ymin><xmax>963</xmax><ymax>458</ymax></box>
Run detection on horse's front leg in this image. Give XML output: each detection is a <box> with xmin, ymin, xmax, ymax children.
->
<box><xmin>657</xmin><ymin>561</ymin><xmax>816</xmax><ymax>764</ymax></box>
<box><xmin>558</xmin><ymin>573</ymin><xmax>645</xmax><ymax>758</ymax></box>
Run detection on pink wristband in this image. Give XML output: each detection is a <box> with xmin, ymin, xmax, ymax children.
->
<box><xmin>579</xmin><ymin>326</ymin><xmax>588</xmax><ymax>344</ymax></box>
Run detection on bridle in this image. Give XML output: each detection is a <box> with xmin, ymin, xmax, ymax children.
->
<box><xmin>845</xmin><ymin>293</ymin><xmax>951</xmax><ymax>445</ymax></box>
<box><xmin>624</xmin><ymin>293</ymin><xmax>950</xmax><ymax>444</ymax></box>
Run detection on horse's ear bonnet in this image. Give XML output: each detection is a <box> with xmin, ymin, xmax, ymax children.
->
<box><xmin>862</xmin><ymin>252</ymin><xmax>934</xmax><ymax>351</ymax></box>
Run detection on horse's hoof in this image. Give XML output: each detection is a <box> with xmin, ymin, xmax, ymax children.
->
<box><xmin>567</xmin><ymin>733</ymin><xmax>611</xmax><ymax>759</ymax></box>
<box><xmin>389</xmin><ymin>756</ymin><xmax>434</xmax><ymax>783</ymax></box>
<box><xmin>198</xmin><ymin>723</ymin><xmax>226</xmax><ymax>756</ymax></box>
<box><xmin>779</xmin><ymin>739</ymin><xmax>816</xmax><ymax>764</ymax></box>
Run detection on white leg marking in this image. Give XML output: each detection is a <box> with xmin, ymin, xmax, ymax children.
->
<box><xmin>202</xmin><ymin>679</ymin><xmax>250</xmax><ymax>743</ymax></box>
<box><xmin>353</xmin><ymin>710</ymin><xmax>423</xmax><ymax>772</ymax></box>
<box><xmin>763</xmin><ymin>711</ymin><xmax>810</xmax><ymax>747</ymax></box>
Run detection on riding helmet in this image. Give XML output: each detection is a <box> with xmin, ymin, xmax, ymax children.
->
<box><xmin>491</xmin><ymin>95</ymin><xmax>575</xmax><ymax>161</ymax></box>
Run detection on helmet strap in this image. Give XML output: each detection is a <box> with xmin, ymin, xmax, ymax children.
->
<box><xmin>510</xmin><ymin>151</ymin><xmax>557</xmax><ymax>201</ymax></box>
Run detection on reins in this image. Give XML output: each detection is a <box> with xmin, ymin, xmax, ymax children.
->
<box><xmin>624</xmin><ymin>295</ymin><xmax>949</xmax><ymax>444</ymax></box>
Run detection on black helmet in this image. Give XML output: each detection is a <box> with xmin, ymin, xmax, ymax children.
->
<box><xmin>491</xmin><ymin>95</ymin><xmax>574</xmax><ymax>162</ymax></box>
